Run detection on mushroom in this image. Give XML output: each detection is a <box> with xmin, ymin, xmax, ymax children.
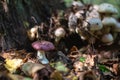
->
<box><xmin>32</xmin><ymin>41</ymin><xmax>55</xmax><ymax>64</ymax></box>
<box><xmin>101</xmin><ymin>17</ymin><xmax>117</xmax><ymax>34</ymax></box>
<box><xmin>98</xmin><ymin>3</ymin><xmax>118</xmax><ymax>15</ymax></box>
<box><xmin>27</xmin><ymin>25</ymin><xmax>39</xmax><ymax>40</ymax></box>
<box><xmin>102</xmin><ymin>17</ymin><xmax>117</xmax><ymax>27</ymax></box>
<box><xmin>86</xmin><ymin>17</ymin><xmax>103</xmax><ymax>31</ymax></box>
<box><xmin>76</xmin><ymin>17</ymin><xmax>103</xmax><ymax>41</ymax></box>
<box><xmin>101</xmin><ymin>33</ymin><xmax>114</xmax><ymax>44</ymax></box>
<box><xmin>54</xmin><ymin>27</ymin><xmax>66</xmax><ymax>43</ymax></box>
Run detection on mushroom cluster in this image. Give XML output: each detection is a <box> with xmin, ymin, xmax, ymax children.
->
<box><xmin>29</xmin><ymin>1</ymin><xmax>120</xmax><ymax>65</ymax></box>
<box><xmin>67</xmin><ymin>2</ymin><xmax>119</xmax><ymax>45</ymax></box>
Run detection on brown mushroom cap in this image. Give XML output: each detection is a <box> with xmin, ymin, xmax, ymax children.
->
<box><xmin>32</xmin><ymin>41</ymin><xmax>55</xmax><ymax>51</ymax></box>
<box><xmin>98</xmin><ymin>3</ymin><xmax>118</xmax><ymax>14</ymax></box>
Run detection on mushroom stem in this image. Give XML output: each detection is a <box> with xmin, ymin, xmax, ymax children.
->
<box><xmin>37</xmin><ymin>50</ymin><xmax>49</xmax><ymax>64</ymax></box>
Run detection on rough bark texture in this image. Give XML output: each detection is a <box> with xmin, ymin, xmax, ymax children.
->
<box><xmin>0</xmin><ymin>0</ymin><xmax>65</xmax><ymax>52</ymax></box>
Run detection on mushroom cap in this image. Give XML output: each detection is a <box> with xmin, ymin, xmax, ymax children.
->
<box><xmin>98</xmin><ymin>3</ymin><xmax>118</xmax><ymax>14</ymax></box>
<box><xmin>102</xmin><ymin>17</ymin><xmax>117</xmax><ymax>26</ymax></box>
<box><xmin>72</xmin><ymin>1</ymin><xmax>84</xmax><ymax>7</ymax></box>
<box><xmin>113</xmin><ymin>22</ymin><xmax>120</xmax><ymax>32</ymax></box>
<box><xmin>30</xmin><ymin>25</ymin><xmax>38</xmax><ymax>33</ymax></box>
<box><xmin>86</xmin><ymin>17</ymin><xmax>103</xmax><ymax>31</ymax></box>
<box><xmin>101</xmin><ymin>33</ymin><xmax>113</xmax><ymax>43</ymax></box>
<box><xmin>54</xmin><ymin>27</ymin><xmax>66</xmax><ymax>38</ymax></box>
<box><xmin>32</xmin><ymin>41</ymin><xmax>55</xmax><ymax>51</ymax></box>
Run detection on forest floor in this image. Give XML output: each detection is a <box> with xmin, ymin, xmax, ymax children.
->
<box><xmin>0</xmin><ymin>41</ymin><xmax>120</xmax><ymax>80</ymax></box>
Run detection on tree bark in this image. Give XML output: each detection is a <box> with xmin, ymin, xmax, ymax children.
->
<box><xmin>0</xmin><ymin>0</ymin><xmax>65</xmax><ymax>52</ymax></box>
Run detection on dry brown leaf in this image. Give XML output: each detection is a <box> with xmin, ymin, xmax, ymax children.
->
<box><xmin>68</xmin><ymin>46</ymin><xmax>81</xmax><ymax>61</ymax></box>
<box><xmin>69</xmin><ymin>46</ymin><xmax>79</xmax><ymax>52</ymax></box>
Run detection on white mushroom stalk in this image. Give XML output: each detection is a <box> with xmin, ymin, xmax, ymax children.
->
<box><xmin>54</xmin><ymin>27</ymin><xmax>66</xmax><ymax>43</ymax></box>
<box><xmin>37</xmin><ymin>50</ymin><xmax>49</xmax><ymax>64</ymax></box>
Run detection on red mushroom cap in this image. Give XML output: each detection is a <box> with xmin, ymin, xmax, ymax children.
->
<box><xmin>32</xmin><ymin>41</ymin><xmax>55</xmax><ymax>51</ymax></box>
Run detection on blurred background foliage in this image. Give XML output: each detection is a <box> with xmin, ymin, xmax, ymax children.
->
<box><xmin>64</xmin><ymin>0</ymin><xmax>120</xmax><ymax>18</ymax></box>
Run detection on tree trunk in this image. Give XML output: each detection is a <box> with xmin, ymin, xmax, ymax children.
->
<box><xmin>0</xmin><ymin>0</ymin><xmax>65</xmax><ymax>52</ymax></box>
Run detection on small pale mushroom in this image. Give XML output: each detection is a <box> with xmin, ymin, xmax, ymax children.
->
<box><xmin>101</xmin><ymin>17</ymin><xmax>117</xmax><ymax>34</ymax></box>
<box><xmin>54</xmin><ymin>27</ymin><xmax>66</xmax><ymax>43</ymax></box>
<box><xmin>76</xmin><ymin>17</ymin><xmax>103</xmax><ymax>41</ymax></box>
<box><xmin>101</xmin><ymin>33</ymin><xmax>114</xmax><ymax>44</ymax></box>
<box><xmin>32</xmin><ymin>41</ymin><xmax>55</xmax><ymax>64</ymax></box>
<box><xmin>27</xmin><ymin>25</ymin><xmax>39</xmax><ymax>40</ymax></box>
<box><xmin>86</xmin><ymin>17</ymin><xmax>103</xmax><ymax>31</ymax></box>
<box><xmin>102</xmin><ymin>17</ymin><xmax>117</xmax><ymax>27</ymax></box>
<box><xmin>98</xmin><ymin>3</ymin><xmax>118</xmax><ymax>15</ymax></box>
